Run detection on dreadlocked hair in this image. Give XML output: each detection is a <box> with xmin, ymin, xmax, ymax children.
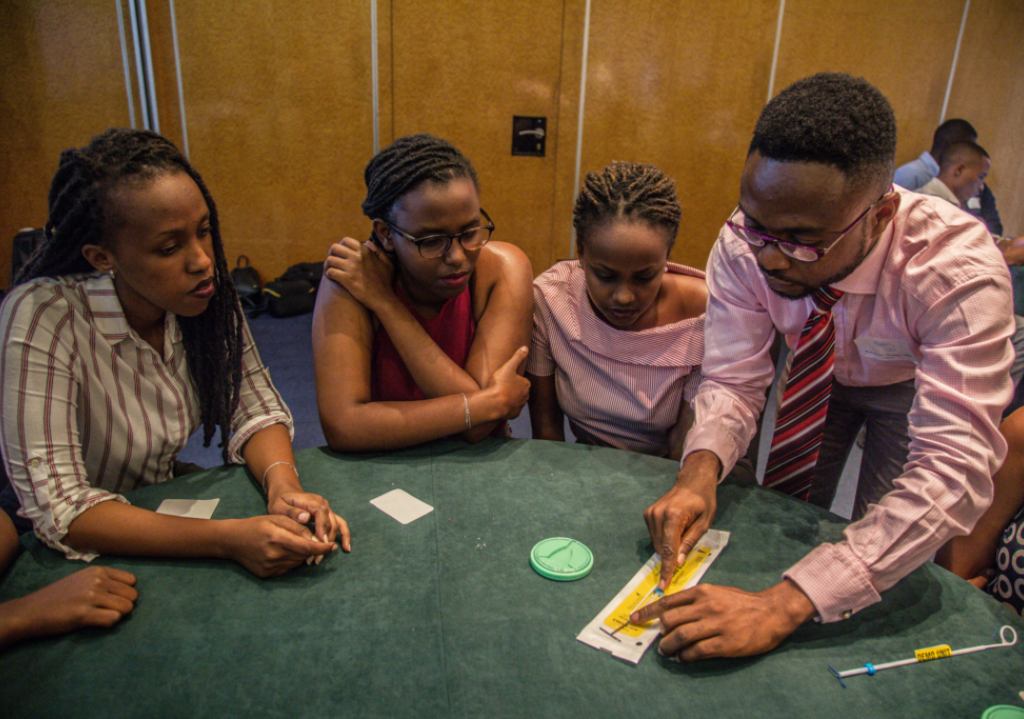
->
<box><xmin>18</xmin><ymin>128</ymin><xmax>243</xmax><ymax>463</ymax></box>
<box><xmin>573</xmin><ymin>161</ymin><xmax>682</xmax><ymax>252</ymax></box>
<box><xmin>361</xmin><ymin>134</ymin><xmax>478</xmax><ymax>227</ymax></box>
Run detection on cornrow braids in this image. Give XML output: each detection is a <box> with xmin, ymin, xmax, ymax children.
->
<box><xmin>573</xmin><ymin>161</ymin><xmax>682</xmax><ymax>251</ymax></box>
<box><xmin>19</xmin><ymin>128</ymin><xmax>243</xmax><ymax>463</ymax></box>
<box><xmin>361</xmin><ymin>134</ymin><xmax>478</xmax><ymax>226</ymax></box>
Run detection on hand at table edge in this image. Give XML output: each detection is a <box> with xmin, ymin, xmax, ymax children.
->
<box><xmin>644</xmin><ymin>450</ymin><xmax>721</xmax><ymax>590</ymax></box>
<box><xmin>631</xmin><ymin>578</ymin><xmax>818</xmax><ymax>661</ymax></box>
<box><xmin>0</xmin><ymin>566</ymin><xmax>138</xmax><ymax>650</ymax></box>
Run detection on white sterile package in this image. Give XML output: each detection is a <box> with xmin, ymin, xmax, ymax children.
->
<box><xmin>576</xmin><ymin>528</ymin><xmax>730</xmax><ymax>664</ymax></box>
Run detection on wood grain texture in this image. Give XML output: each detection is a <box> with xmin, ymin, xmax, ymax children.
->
<box><xmin>0</xmin><ymin>0</ymin><xmax>134</xmax><ymax>287</ymax></box>
<box><xmin>946</xmin><ymin>0</ymin><xmax>1024</xmax><ymax>237</ymax></box>
<box><xmin>773</xmin><ymin>0</ymin><xmax>965</xmax><ymax>173</ymax></box>
<box><xmin>579</xmin><ymin>0</ymin><xmax>779</xmax><ymax>271</ymax></box>
<box><xmin>390</xmin><ymin>0</ymin><xmax>567</xmax><ymax>279</ymax></box>
<box><xmin>169</xmin><ymin>1</ymin><xmax>374</xmax><ymax>283</ymax></box>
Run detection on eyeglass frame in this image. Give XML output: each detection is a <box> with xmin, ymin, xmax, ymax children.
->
<box><xmin>725</xmin><ymin>188</ymin><xmax>892</xmax><ymax>263</ymax></box>
<box><xmin>381</xmin><ymin>208</ymin><xmax>495</xmax><ymax>258</ymax></box>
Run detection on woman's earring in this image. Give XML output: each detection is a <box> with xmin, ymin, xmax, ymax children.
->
<box><xmin>109</xmin><ymin>269</ymin><xmax>115</xmax><ymax>280</ymax></box>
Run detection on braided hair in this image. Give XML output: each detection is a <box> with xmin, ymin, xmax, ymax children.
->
<box><xmin>573</xmin><ymin>161</ymin><xmax>682</xmax><ymax>252</ymax></box>
<box><xmin>17</xmin><ymin>128</ymin><xmax>243</xmax><ymax>462</ymax></box>
<box><xmin>361</xmin><ymin>134</ymin><xmax>478</xmax><ymax>231</ymax></box>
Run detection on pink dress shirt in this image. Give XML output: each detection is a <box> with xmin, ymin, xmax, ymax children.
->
<box><xmin>683</xmin><ymin>188</ymin><xmax>1015</xmax><ymax>622</ymax></box>
<box><xmin>528</xmin><ymin>260</ymin><xmax>705</xmax><ymax>456</ymax></box>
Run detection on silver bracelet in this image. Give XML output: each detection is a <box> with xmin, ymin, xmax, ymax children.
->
<box><xmin>261</xmin><ymin>461</ymin><xmax>298</xmax><ymax>490</ymax></box>
<box><xmin>461</xmin><ymin>392</ymin><xmax>472</xmax><ymax>430</ymax></box>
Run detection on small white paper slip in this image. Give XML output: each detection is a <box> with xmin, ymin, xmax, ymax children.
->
<box><xmin>155</xmin><ymin>498</ymin><xmax>220</xmax><ymax>519</ymax></box>
<box><xmin>370</xmin><ymin>489</ymin><xmax>434</xmax><ymax>525</ymax></box>
<box><xmin>576</xmin><ymin>528</ymin><xmax>730</xmax><ymax>664</ymax></box>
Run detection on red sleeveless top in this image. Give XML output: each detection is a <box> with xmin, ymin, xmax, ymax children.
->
<box><xmin>371</xmin><ymin>282</ymin><xmax>476</xmax><ymax>401</ymax></box>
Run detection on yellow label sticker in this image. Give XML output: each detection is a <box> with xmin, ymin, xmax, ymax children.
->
<box><xmin>914</xmin><ymin>645</ymin><xmax>952</xmax><ymax>662</ymax></box>
<box><xmin>601</xmin><ymin>546</ymin><xmax>712</xmax><ymax>638</ymax></box>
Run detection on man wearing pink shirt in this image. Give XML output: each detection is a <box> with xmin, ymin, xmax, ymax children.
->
<box><xmin>639</xmin><ymin>73</ymin><xmax>1015</xmax><ymax>660</ymax></box>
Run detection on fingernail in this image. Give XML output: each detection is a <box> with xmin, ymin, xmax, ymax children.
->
<box><xmin>320</xmin><ymin>535</ymin><xmax>328</xmax><ymax>544</ymax></box>
<box><xmin>305</xmin><ymin>556</ymin><xmax>313</xmax><ymax>565</ymax></box>
<box><xmin>315</xmin><ymin>555</ymin><xmax>324</xmax><ymax>565</ymax></box>
<box><xmin>298</xmin><ymin>512</ymin><xmax>310</xmax><ymax>523</ymax></box>
<box><xmin>657</xmin><ymin>646</ymin><xmax>666</xmax><ymax>656</ymax></box>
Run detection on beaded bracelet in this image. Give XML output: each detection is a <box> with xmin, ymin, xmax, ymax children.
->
<box><xmin>461</xmin><ymin>392</ymin><xmax>472</xmax><ymax>430</ymax></box>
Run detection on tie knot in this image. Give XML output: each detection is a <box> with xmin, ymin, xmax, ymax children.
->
<box><xmin>812</xmin><ymin>286</ymin><xmax>843</xmax><ymax>312</ymax></box>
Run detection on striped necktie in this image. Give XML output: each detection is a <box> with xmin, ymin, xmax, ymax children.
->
<box><xmin>763</xmin><ymin>286</ymin><xmax>844</xmax><ymax>500</ymax></box>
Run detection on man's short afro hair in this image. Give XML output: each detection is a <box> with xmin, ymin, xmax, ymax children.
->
<box><xmin>749</xmin><ymin>73</ymin><xmax>897</xmax><ymax>188</ymax></box>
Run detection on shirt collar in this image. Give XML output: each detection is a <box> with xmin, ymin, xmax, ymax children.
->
<box><xmin>831</xmin><ymin>188</ymin><xmax>905</xmax><ymax>296</ymax></box>
<box><xmin>83</xmin><ymin>273</ymin><xmax>182</xmax><ymax>357</ymax></box>
<box><xmin>921</xmin><ymin>151</ymin><xmax>940</xmax><ymax>176</ymax></box>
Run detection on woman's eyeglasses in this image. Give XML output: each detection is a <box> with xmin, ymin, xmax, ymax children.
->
<box><xmin>385</xmin><ymin>209</ymin><xmax>495</xmax><ymax>259</ymax></box>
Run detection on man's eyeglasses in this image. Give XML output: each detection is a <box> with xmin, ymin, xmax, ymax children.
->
<box><xmin>726</xmin><ymin>190</ymin><xmax>889</xmax><ymax>263</ymax></box>
<box><xmin>384</xmin><ymin>209</ymin><xmax>495</xmax><ymax>259</ymax></box>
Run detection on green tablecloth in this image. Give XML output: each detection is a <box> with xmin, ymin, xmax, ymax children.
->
<box><xmin>1</xmin><ymin>439</ymin><xmax>1022</xmax><ymax>718</ymax></box>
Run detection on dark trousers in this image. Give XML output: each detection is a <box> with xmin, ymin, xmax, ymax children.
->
<box><xmin>806</xmin><ymin>378</ymin><xmax>916</xmax><ymax>520</ymax></box>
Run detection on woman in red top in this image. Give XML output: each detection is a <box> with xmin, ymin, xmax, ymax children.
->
<box><xmin>313</xmin><ymin>135</ymin><xmax>533</xmax><ymax>451</ymax></box>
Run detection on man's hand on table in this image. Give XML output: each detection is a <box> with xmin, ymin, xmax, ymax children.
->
<box><xmin>632</xmin><ymin>578</ymin><xmax>817</xmax><ymax>661</ymax></box>
<box><xmin>644</xmin><ymin>450</ymin><xmax>721</xmax><ymax>589</ymax></box>
<box><xmin>267</xmin><ymin>490</ymin><xmax>351</xmax><ymax>552</ymax></box>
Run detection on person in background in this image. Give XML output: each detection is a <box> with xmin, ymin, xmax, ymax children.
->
<box><xmin>314</xmin><ymin>134</ymin><xmax>533</xmax><ymax>451</ymax></box>
<box><xmin>527</xmin><ymin>162</ymin><xmax>707</xmax><ymax>460</ymax></box>
<box><xmin>894</xmin><ymin>118</ymin><xmax>1003</xmax><ymax>235</ymax></box>
<box><xmin>0</xmin><ymin>128</ymin><xmax>348</xmax><ymax>577</ymax></box>
<box><xmin>916</xmin><ymin>141</ymin><xmax>990</xmax><ymax>209</ymax></box>
<box><xmin>936</xmin><ymin>407</ymin><xmax>1024</xmax><ymax>619</ymax></box>
<box><xmin>638</xmin><ymin>74</ymin><xmax>1013</xmax><ymax>661</ymax></box>
<box><xmin>0</xmin><ymin>510</ymin><xmax>137</xmax><ymax>649</ymax></box>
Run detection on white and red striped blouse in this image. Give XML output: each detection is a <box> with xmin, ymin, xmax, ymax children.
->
<box><xmin>528</xmin><ymin>260</ymin><xmax>705</xmax><ymax>456</ymax></box>
<box><xmin>0</xmin><ymin>274</ymin><xmax>293</xmax><ymax>560</ymax></box>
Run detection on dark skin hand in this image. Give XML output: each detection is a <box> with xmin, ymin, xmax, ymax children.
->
<box><xmin>631</xmin><ymin>579</ymin><xmax>817</xmax><ymax>661</ymax></box>
<box><xmin>643</xmin><ymin>450</ymin><xmax>721</xmax><ymax>590</ymax></box>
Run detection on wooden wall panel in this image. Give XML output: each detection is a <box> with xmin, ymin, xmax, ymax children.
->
<box><xmin>390</xmin><ymin>0</ymin><xmax>567</xmax><ymax>277</ymax></box>
<box><xmin>579</xmin><ymin>0</ymin><xmax>779</xmax><ymax>271</ymax></box>
<box><xmin>773</xmin><ymin>0</ymin><xmax>964</xmax><ymax>173</ymax></box>
<box><xmin>945</xmin><ymin>0</ymin><xmax>1024</xmax><ymax>237</ymax></box>
<box><xmin>0</xmin><ymin>0</ymin><xmax>134</xmax><ymax>288</ymax></box>
<box><xmin>170</xmin><ymin>1</ymin><xmax>374</xmax><ymax>282</ymax></box>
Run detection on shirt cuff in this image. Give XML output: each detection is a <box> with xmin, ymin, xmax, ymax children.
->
<box><xmin>38</xmin><ymin>493</ymin><xmax>130</xmax><ymax>562</ymax></box>
<box><xmin>783</xmin><ymin>543</ymin><xmax>882</xmax><ymax>623</ymax></box>
<box><xmin>681</xmin><ymin>425</ymin><xmax>742</xmax><ymax>481</ymax></box>
<box><xmin>226</xmin><ymin>414</ymin><xmax>294</xmax><ymax>465</ymax></box>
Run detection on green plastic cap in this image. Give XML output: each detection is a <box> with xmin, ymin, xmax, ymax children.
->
<box><xmin>982</xmin><ymin>707</ymin><xmax>1024</xmax><ymax>719</ymax></box>
<box><xmin>530</xmin><ymin>537</ymin><xmax>594</xmax><ymax>581</ymax></box>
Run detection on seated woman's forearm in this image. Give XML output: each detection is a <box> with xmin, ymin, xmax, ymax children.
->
<box><xmin>322</xmin><ymin>389</ymin><xmax>509</xmax><ymax>452</ymax></box>
<box><xmin>63</xmin><ymin>501</ymin><xmax>233</xmax><ymax>559</ymax></box>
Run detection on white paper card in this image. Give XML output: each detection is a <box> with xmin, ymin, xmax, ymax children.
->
<box><xmin>370</xmin><ymin>489</ymin><xmax>434</xmax><ymax>525</ymax></box>
<box><xmin>576</xmin><ymin>528</ymin><xmax>730</xmax><ymax>664</ymax></box>
<box><xmin>155</xmin><ymin>498</ymin><xmax>220</xmax><ymax>519</ymax></box>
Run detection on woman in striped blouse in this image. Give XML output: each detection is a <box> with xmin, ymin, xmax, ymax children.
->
<box><xmin>527</xmin><ymin>162</ymin><xmax>708</xmax><ymax>460</ymax></box>
<box><xmin>314</xmin><ymin>135</ymin><xmax>533</xmax><ymax>451</ymax></box>
<box><xmin>0</xmin><ymin>129</ymin><xmax>349</xmax><ymax>577</ymax></box>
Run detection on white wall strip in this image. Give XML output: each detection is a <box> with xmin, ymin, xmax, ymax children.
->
<box><xmin>115</xmin><ymin>0</ymin><xmax>136</xmax><ymax>128</ymax></box>
<box><xmin>127</xmin><ymin>0</ymin><xmax>150</xmax><ymax>129</ymax></box>
<box><xmin>136</xmin><ymin>0</ymin><xmax>160</xmax><ymax>133</ymax></box>
<box><xmin>371</xmin><ymin>0</ymin><xmax>380</xmax><ymax>154</ymax></box>
<box><xmin>941</xmin><ymin>0</ymin><xmax>971</xmax><ymax>122</ymax></box>
<box><xmin>168</xmin><ymin>0</ymin><xmax>189</xmax><ymax>157</ymax></box>
<box><xmin>570</xmin><ymin>0</ymin><xmax>592</xmax><ymax>259</ymax></box>
<box><xmin>766</xmin><ymin>0</ymin><xmax>786</xmax><ymax>101</ymax></box>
